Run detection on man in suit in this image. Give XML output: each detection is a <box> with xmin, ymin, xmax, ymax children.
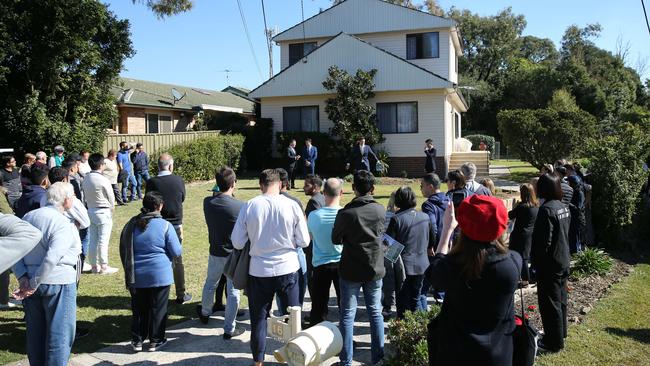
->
<box><xmin>302</xmin><ymin>138</ymin><xmax>318</xmax><ymax>175</ymax></box>
<box><xmin>424</xmin><ymin>139</ymin><xmax>437</xmax><ymax>174</ymax></box>
<box><xmin>348</xmin><ymin>137</ymin><xmax>378</xmax><ymax>172</ymax></box>
<box><xmin>286</xmin><ymin>139</ymin><xmax>300</xmax><ymax>190</ymax></box>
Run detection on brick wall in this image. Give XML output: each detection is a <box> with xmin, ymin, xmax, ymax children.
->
<box><xmin>388</xmin><ymin>156</ymin><xmax>446</xmax><ymax>178</ymax></box>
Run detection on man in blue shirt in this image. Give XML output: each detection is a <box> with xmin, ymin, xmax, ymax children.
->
<box><xmin>306</xmin><ymin>177</ymin><xmax>343</xmax><ymax>325</ymax></box>
<box><xmin>116</xmin><ymin>141</ymin><xmax>137</xmax><ymax>203</ymax></box>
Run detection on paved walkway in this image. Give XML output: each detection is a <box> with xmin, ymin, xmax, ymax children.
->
<box><xmin>489</xmin><ymin>165</ymin><xmax>520</xmax><ymax>193</ymax></box>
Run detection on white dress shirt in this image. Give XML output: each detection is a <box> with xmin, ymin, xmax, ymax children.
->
<box><xmin>231</xmin><ymin>193</ymin><xmax>310</xmax><ymax>277</ymax></box>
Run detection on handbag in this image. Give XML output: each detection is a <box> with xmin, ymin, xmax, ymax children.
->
<box><xmin>224</xmin><ymin>240</ymin><xmax>251</xmax><ymax>290</ymax></box>
<box><xmin>512</xmin><ymin>276</ymin><xmax>539</xmax><ymax>366</ymax></box>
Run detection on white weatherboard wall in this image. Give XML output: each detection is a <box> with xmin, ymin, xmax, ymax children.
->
<box><xmin>260</xmin><ymin>90</ymin><xmax>448</xmax><ymax>158</ymax></box>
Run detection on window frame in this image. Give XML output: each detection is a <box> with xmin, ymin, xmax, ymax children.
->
<box><xmin>375</xmin><ymin>102</ymin><xmax>419</xmax><ymax>134</ymax></box>
<box><xmin>282</xmin><ymin>105</ymin><xmax>320</xmax><ymax>133</ymax></box>
<box><xmin>288</xmin><ymin>42</ymin><xmax>318</xmax><ymax>65</ymax></box>
<box><xmin>406</xmin><ymin>32</ymin><xmax>440</xmax><ymax>60</ymax></box>
<box><xmin>146</xmin><ymin>113</ymin><xmax>173</xmax><ymax>134</ymax></box>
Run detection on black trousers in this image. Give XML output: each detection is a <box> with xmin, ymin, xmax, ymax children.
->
<box><xmin>396</xmin><ymin>274</ymin><xmax>424</xmax><ymax>318</ymax></box>
<box><xmin>214</xmin><ymin>274</ymin><xmax>227</xmax><ymax>306</ymax></box>
<box><xmin>172</xmin><ymin>226</ymin><xmax>186</xmax><ymax>300</ymax></box>
<box><xmin>521</xmin><ymin>258</ymin><xmax>530</xmax><ymax>283</ymax></box>
<box><xmin>305</xmin><ymin>246</ymin><xmax>315</xmax><ymax>302</ymax></box>
<box><xmin>248</xmin><ymin>272</ymin><xmax>299</xmax><ymax>362</ymax></box>
<box><xmin>309</xmin><ymin>262</ymin><xmax>341</xmax><ymax>324</ymax></box>
<box><xmin>381</xmin><ymin>257</ymin><xmax>405</xmax><ymax>311</ymax></box>
<box><xmin>0</xmin><ymin>270</ymin><xmax>10</xmax><ymax>304</ymax></box>
<box><xmin>130</xmin><ymin>286</ymin><xmax>170</xmax><ymax>343</ymax></box>
<box><xmin>111</xmin><ymin>184</ymin><xmax>124</xmax><ymax>204</ymax></box>
<box><xmin>537</xmin><ymin>270</ymin><xmax>569</xmax><ymax>350</ymax></box>
<box><xmin>287</xmin><ymin>166</ymin><xmax>297</xmax><ymax>188</ymax></box>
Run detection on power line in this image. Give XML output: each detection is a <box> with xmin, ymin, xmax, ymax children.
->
<box><xmin>641</xmin><ymin>0</ymin><xmax>650</xmax><ymax>33</ymax></box>
<box><xmin>235</xmin><ymin>0</ymin><xmax>264</xmax><ymax>81</ymax></box>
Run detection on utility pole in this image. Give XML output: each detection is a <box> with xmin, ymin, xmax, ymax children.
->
<box><xmin>265</xmin><ymin>27</ymin><xmax>277</xmax><ymax>78</ymax></box>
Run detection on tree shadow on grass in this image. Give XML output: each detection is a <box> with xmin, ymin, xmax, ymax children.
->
<box><xmin>605</xmin><ymin>327</ymin><xmax>650</xmax><ymax>344</ymax></box>
<box><xmin>77</xmin><ymin>295</ymin><xmax>131</xmax><ymax>311</ymax></box>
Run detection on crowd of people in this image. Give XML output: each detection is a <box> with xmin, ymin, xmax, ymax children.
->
<box><xmin>0</xmin><ymin>139</ymin><xmax>592</xmax><ymax>366</ymax></box>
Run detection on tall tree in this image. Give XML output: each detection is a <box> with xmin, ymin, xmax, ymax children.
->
<box><xmin>132</xmin><ymin>0</ymin><xmax>193</xmax><ymax>18</ymax></box>
<box><xmin>0</xmin><ymin>0</ymin><xmax>134</xmax><ymax>154</ymax></box>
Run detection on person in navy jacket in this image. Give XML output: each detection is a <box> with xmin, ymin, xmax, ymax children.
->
<box><xmin>348</xmin><ymin>137</ymin><xmax>378</xmax><ymax>172</ymax></box>
<box><xmin>302</xmin><ymin>138</ymin><xmax>318</xmax><ymax>175</ymax></box>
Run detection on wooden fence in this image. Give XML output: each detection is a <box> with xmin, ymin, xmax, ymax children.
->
<box><xmin>102</xmin><ymin>131</ymin><xmax>221</xmax><ymax>156</ymax></box>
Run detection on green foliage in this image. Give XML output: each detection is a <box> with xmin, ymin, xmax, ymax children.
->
<box><xmin>464</xmin><ymin>134</ymin><xmax>495</xmax><ymax>153</ymax></box>
<box><xmin>133</xmin><ymin>0</ymin><xmax>193</xmax><ymax>19</ymax></box>
<box><xmin>0</xmin><ymin>0</ymin><xmax>134</xmax><ymax>154</ymax></box>
<box><xmin>386</xmin><ymin>307</ymin><xmax>441</xmax><ymax>366</ymax></box>
<box><xmin>156</xmin><ymin>135</ymin><xmax>245</xmax><ymax>182</ymax></box>
<box><xmin>586</xmin><ymin>122</ymin><xmax>650</xmax><ymax>242</ymax></box>
<box><xmin>571</xmin><ymin>248</ymin><xmax>614</xmax><ymax>279</ymax></box>
<box><xmin>322</xmin><ymin>66</ymin><xmax>384</xmax><ymax>149</ymax></box>
<box><xmin>497</xmin><ymin>107</ymin><xmax>597</xmax><ymax>169</ymax></box>
<box><xmin>375</xmin><ymin>149</ymin><xmax>390</xmax><ymax>177</ymax></box>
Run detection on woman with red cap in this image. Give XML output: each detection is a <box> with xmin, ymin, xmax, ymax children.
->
<box><xmin>427</xmin><ymin>195</ymin><xmax>521</xmax><ymax>366</ymax></box>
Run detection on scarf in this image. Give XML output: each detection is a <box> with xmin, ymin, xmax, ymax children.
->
<box><xmin>119</xmin><ymin>212</ymin><xmax>162</xmax><ymax>288</ymax></box>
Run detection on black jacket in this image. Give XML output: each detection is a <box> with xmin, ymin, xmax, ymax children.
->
<box><xmin>386</xmin><ymin>208</ymin><xmax>434</xmax><ymax>275</ymax></box>
<box><xmin>332</xmin><ymin>195</ymin><xmax>386</xmax><ymax>282</ymax></box>
<box><xmin>531</xmin><ymin>199</ymin><xmax>571</xmax><ymax>273</ymax></box>
<box><xmin>305</xmin><ymin>192</ymin><xmax>325</xmax><ymax>218</ymax></box>
<box><xmin>203</xmin><ymin>194</ymin><xmax>244</xmax><ymax>257</ymax></box>
<box><xmin>287</xmin><ymin>146</ymin><xmax>298</xmax><ymax>171</ymax></box>
<box><xmin>146</xmin><ymin>174</ymin><xmax>186</xmax><ymax>226</ymax></box>
<box><xmin>424</xmin><ymin>147</ymin><xmax>437</xmax><ymax>173</ymax></box>
<box><xmin>508</xmin><ymin>204</ymin><xmax>539</xmax><ymax>260</ymax></box>
<box><xmin>428</xmin><ymin>249</ymin><xmax>522</xmax><ymax>366</ymax></box>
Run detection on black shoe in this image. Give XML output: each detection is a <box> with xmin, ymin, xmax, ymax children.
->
<box><xmin>537</xmin><ymin>340</ymin><xmax>562</xmax><ymax>353</ymax></box>
<box><xmin>212</xmin><ymin>303</ymin><xmax>225</xmax><ymax>313</ymax></box>
<box><xmin>382</xmin><ymin>309</ymin><xmax>392</xmax><ymax>321</ymax></box>
<box><xmin>236</xmin><ymin>309</ymin><xmax>246</xmax><ymax>318</ymax></box>
<box><xmin>196</xmin><ymin>305</ymin><xmax>209</xmax><ymax>324</ymax></box>
<box><xmin>131</xmin><ymin>340</ymin><xmax>143</xmax><ymax>352</ymax></box>
<box><xmin>74</xmin><ymin>327</ymin><xmax>90</xmax><ymax>340</ymax></box>
<box><xmin>149</xmin><ymin>338</ymin><xmax>168</xmax><ymax>352</ymax></box>
<box><xmin>223</xmin><ymin>327</ymin><xmax>245</xmax><ymax>340</ymax></box>
<box><xmin>176</xmin><ymin>293</ymin><xmax>192</xmax><ymax>304</ymax></box>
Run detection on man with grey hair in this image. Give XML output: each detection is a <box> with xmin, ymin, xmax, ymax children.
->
<box><xmin>460</xmin><ymin>162</ymin><xmax>491</xmax><ymax>196</ymax></box>
<box><xmin>306</xmin><ymin>177</ymin><xmax>344</xmax><ymax>325</ymax></box>
<box><xmin>13</xmin><ymin>182</ymin><xmax>80</xmax><ymax>366</ymax></box>
<box><xmin>35</xmin><ymin>151</ymin><xmax>48</xmax><ymax>167</ymax></box>
<box><xmin>146</xmin><ymin>153</ymin><xmax>191</xmax><ymax>304</ymax></box>
<box><xmin>48</xmin><ymin>145</ymin><xmax>65</xmax><ymax>168</ymax></box>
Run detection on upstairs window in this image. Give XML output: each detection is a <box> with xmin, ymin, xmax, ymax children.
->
<box><xmin>406</xmin><ymin>32</ymin><xmax>439</xmax><ymax>60</ymax></box>
<box><xmin>283</xmin><ymin>106</ymin><xmax>319</xmax><ymax>132</ymax></box>
<box><xmin>376</xmin><ymin>102</ymin><xmax>418</xmax><ymax>134</ymax></box>
<box><xmin>289</xmin><ymin>42</ymin><xmax>317</xmax><ymax>65</ymax></box>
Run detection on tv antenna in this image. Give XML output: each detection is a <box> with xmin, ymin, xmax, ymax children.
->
<box><xmin>171</xmin><ymin>88</ymin><xmax>186</xmax><ymax>104</ymax></box>
<box><xmin>218</xmin><ymin>69</ymin><xmax>241</xmax><ymax>85</ymax></box>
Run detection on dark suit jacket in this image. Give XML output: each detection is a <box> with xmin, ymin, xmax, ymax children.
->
<box><xmin>351</xmin><ymin>145</ymin><xmax>377</xmax><ymax>171</ymax></box>
<box><xmin>425</xmin><ymin>147</ymin><xmax>437</xmax><ymax>173</ymax></box>
<box><xmin>287</xmin><ymin>146</ymin><xmax>298</xmax><ymax>171</ymax></box>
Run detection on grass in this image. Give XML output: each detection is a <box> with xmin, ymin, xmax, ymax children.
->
<box><xmin>491</xmin><ymin>159</ymin><xmax>539</xmax><ymax>184</ymax></box>
<box><xmin>537</xmin><ymin>263</ymin><xmax>650</xmax><ymax>366</ymax></box>
<box><xmin>0</xmin><ymin>178</ymin><xmax>429</xmax><ymax>364</ymax></box>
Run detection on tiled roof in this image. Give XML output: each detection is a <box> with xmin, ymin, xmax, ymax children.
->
<box><xmin>114</xmin><ymin>78</ymin><xmax>256</xmax><ymax>113</ymax></box>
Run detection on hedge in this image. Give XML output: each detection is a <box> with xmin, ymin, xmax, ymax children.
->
<box><xmin>464</xmin><ymin>134</ymin><xmax>495</xmax><ymax>154</ymax></box>
<box><xmin>151</xmin><ymin>135</ymin><xmax>245</xmax><ymax>182</ymax></box>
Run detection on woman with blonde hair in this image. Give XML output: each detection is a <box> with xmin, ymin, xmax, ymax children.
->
<box><xmin>508</xmin><ymin>183</ymin><xmax>539</xmax><ymax>286</ymax></box>
<box><xmin>480</xmin><ymin>178</ymin><xmax>496</xmax><ymax>196</ymax></box>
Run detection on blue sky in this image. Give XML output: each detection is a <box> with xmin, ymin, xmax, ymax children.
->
<box><xmin>103</xmin><ymin>0</ymin><xmax>650</xmax><ymax>91</ymax></box>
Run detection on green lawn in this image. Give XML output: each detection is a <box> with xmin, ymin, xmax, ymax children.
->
<box><xmin>0</xmin><ymin>178</ymin><xmax>426</xmax><ymax>364</ymax></box>
<box><xmin>537</xmin><ymin>263</ymin><xmax>650</xmax><ymax>366</ymax></box>
<box><xmin>491</xmin><ymin>159</ymin><xmax>539</xmax><ymax>183</ymax></box>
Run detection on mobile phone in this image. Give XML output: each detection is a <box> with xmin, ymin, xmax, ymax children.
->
<box><xmin>452</xmin><ymin>192</ymin><xmax>465</xmax><ymax>208</ymax></box>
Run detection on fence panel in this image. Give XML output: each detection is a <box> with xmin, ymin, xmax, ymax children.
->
<box><xmin>102</xmin><ymin>131</ymin><xmax>221</xmax><ymax>156</ymax></box>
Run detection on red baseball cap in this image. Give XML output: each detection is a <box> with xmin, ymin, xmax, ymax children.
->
<box><xmin>456</xmin><ymin>195</ymin><xmax>508</xmax><ymax>243</ymax></box>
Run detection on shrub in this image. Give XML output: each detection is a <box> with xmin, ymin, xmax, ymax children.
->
<box><xmin>464</xmin><ymin>134</ymin><xmax>495</xmax><ymax>154</ymax></box>
<box><xmin>375</xmin><ymin>149</ymin><xmax>390</xmax><ymax>177</ymax></box>
<box><xmin>386</xmin><ymin>307</ymin><xmax>440</xmax><ymax>366</ymax></box>
<box><xmin>152</xmin><ymin>135</ymin><xmax>245</xmax><ymax>182</ymax></box>
<box><xmin>571</xmin><ymin>248</ymin><xmax>614</xmax><ymax>279</ymax></box>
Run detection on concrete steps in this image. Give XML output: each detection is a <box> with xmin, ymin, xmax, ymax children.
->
<box><xmin>448</xmin><ymin>151</ymin><xmax>490</xmax><ymax>178</ymax></box>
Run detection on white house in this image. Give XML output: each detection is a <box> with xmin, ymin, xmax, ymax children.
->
<box><xmin>249</xmin><ymin>0</ymin><xmax>468</xmax><ymax>176</ymax></box>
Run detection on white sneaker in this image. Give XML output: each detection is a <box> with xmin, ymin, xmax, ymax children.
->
<box><xmin>82</xmin><ymin>262</ymin><xmax>92</xmax><ymax>272</ymax></box>
<box><xmin>91</xmin><ymin>265</ymin><xmax>101</xmax><ymax>274</ymax></box>
<box><xmin>100</xmin><ymin>266</ymin><xmax>119</xmax><ymax>275</ymax></box>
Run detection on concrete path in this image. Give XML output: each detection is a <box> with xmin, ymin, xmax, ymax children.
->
<box><xmin>10</xmin><ymin>289</ymin><xmax>388</xmax><ymax>366</ymax></box>
<box><xmin>489</xmin><ymin>165</ymin><xmax>520</xmax><ymax>193</ymax></box>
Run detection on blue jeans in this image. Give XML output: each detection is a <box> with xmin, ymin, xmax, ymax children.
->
<box><xmin>121</xmin><ymin>173</ymin><xmax>137</xmax><ymax>202</ymax></box>
<box><xmin>24</xmin><ymin>283</ymin><xmax>77</xmax><ymax>366</ymax></box>
<box><xmin>134</xmin><ymin>171</ymin><xmax>150</xmax><ymax>199</ymax></box>
<box><xmin>79</xmin><ymin>228</ymin><xmax>89</xmax><ymax>258</ymax></box>
<box><xmin>201</xmin><ymin>255</ymin><xmax>240</xmax><ymax>334</ymax></box>
<box><xmin>339</xmin><ymin>278</ymin><xmax>384</xmax><ymax>366</ymax></box>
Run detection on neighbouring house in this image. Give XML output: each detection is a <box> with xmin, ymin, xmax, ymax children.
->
<box><xmin>221</xmin><ymin>86</ymin><xmax>253</xmax><ymax>100</ymax></box>
<box><xmin>249</xmin><ymin>0</ymin><xmax>470</xmax><ymax>177</ymax></box>
<box><xmin>112</xmin><ymin>78</ymin><xmax>256</xmax><ymax>134</ymax></box>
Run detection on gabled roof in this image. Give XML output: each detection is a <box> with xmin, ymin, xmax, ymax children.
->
<box><xmin>113</xmin><ymin>78</ymin><xmax>256</xmax><ymax>114</ymax></box>
<box><xmin>273</xmin><ymin>0</ymin><xmax>456</xmax><ymax>43</ymax></box>
<box><xmin>221</xmin><ymin>85</ymin><xmax>254</xmax><ymax>101</ymax></box>
<box><xmin>250</xmin><ymin>33</ymin><xmax>453</xmax><ymax>99</ymax></box>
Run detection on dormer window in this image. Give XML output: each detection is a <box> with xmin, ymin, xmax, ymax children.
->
<box><xmin>406</xmin><ymin>32</ymin><xmax>439</xmax><ymax>60</ymax></box>
<box><xmin>289</xmin><ymin>42</ymin><xmax>318</xmax><ymax>65</ymax></box>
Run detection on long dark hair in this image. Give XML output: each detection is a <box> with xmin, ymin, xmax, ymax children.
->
<box><xmin>448</xmin><ymin>232</ymin><xmax>508</xmax><ymax>282</ymax></box>
<box><xmin>137</xmin><ymin>192</ymin><xmax>164</xmax><ymax>229</ymax></box>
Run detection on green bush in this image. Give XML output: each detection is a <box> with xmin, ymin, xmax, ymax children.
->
<box><xmin>375</xmin><ymin>149</ymin><xmax>390</xmax><ymax>177</ymax></box>
<box><xmin>464</xmin><ymin>134</ymin><xmax>495</xmax><ymax>154</ymax></box>
<box><xmin>151</xmin><ymin>135</ymin><xmax>245</xmax><ymax>182</ymax></box>
<box><xmin>386</xmin><ymin>307</ymin><xmax>441</xmax><ymax>366</ymax></box>
<box><xmin>571</xmin><ymin>248</ymin><xmax>614</xmax><ymax>279</ymax></box>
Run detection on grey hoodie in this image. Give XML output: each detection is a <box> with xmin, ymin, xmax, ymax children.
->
<box><xmin>0</xmin><ymin>214</ymin><xmax>42</xmax><ymax>273</ymax></box>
